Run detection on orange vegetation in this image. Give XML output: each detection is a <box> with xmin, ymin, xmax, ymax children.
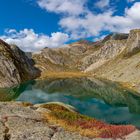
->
<box><xmin>42</xmin><ymin>104</ymin><xmax>136</xmax><ymax>139</ymax></box>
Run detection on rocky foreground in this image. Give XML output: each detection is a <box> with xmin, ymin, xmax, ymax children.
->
<box><xmin>0</xmin><ymin>102</ymin><xmax>139</xmax><ymax>140</ymax></box>
<box><xmin>0</xmin><ymin>102</ymin><xmax>90</xmax><ymax>140</ymax></box>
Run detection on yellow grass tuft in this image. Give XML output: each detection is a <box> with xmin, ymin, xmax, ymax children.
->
<box><xmin>39</xmin><ymin>71</ymin><xmax>91</xmax><ymax>80</ymax></box>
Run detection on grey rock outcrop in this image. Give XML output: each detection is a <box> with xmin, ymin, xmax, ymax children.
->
<box><xmin>0</xmin><ymin>102</ymin><xmax>94</xmax><ymax>140</ymax></box>
<box><xmin>124</xmin><ymin>29</ymin><xmax>140</xmax><ymax>57</ymax></box>
<box><xmin>0</xmin><ymin>39</ymin><xmax>40</xmax><ymax>88</ymax></box>
<box><xmin>10</xmin><ymin>45</ymin><xmax>40</xmax><ymax>82</ymax></box>
<box><xmin>102</xmin><ymin>33</ymin><xmax>129</xmax><ymax>43</ymax></box>
<box><xmin>81</xmin><ymin>39</ymin><xmax>126</xmax><ymax>71</ymax></box>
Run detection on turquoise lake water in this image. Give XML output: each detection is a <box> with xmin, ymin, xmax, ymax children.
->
<box><xmin>1</xmin><ymin>78</ymin><xmax>140</xmax><ymax>127</ymax></box>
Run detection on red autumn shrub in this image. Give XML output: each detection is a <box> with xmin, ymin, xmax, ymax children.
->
<box><xmin>74</xmin><ymin>119</ymin><xmax>136</xmax><ymax>139</ymax></box>
<box><xmin>100</xmin><ymin>125</ymin><xmax>136</xmax><ymax>139</ymax></box>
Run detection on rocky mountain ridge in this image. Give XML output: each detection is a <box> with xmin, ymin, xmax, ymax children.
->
<box><xmin>33</xmin><ymin>31</ymin><xmax>133</xmax><ymax>72</ymax></box>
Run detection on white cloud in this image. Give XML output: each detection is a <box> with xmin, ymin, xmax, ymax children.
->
<box><xmin>37</xmin><ymin>0</ymin><xmax>87</xmax><ymax>16</ymax></box>
<box><xmin>59</xmin><ymin>2</ymin><xmax>140</xmax><ymax>39</ymax></box>
<box><xmin>95</xmin><ymin>0</ymin><xmax>110</xmax><ymax>9</ymax></box>
<box><xmin>59</xmin><ymin>12</ymin><xmax>113</xmax><ymax>39</ymax></box>
<box><xmin>125</xmin><ymin>2</ymin><xmax>140</xmax><ymax>20</ymax></box>
<box><xmin>0</xmin><ymin>29</ymin><xmax>69</xmax><ymax>52</ymax></box>
<box><xmin>37</xmin><ymin>0</ymin><xmax>140</xmax><ymax>40</ymax></box>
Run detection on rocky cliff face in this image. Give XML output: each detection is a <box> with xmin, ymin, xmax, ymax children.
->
<box><xmin>92</xmin><ymin>29</ymin><xmax>140</xmax><ymax>90</ymax></box>
<box><xmin>10</xmin><ymin>45</ymin><xmax>40</xmax><ymax>81</ymax></box>
<box><xmin>0</xmin><ymin>39</ymin><xmax>40</xmax><ymax>88</ymax></box>
<box><xmin>124</xmin><ymin>29</ymin><xmax>140</xmax><ymax>57</ymax></box>
<box><xmin>81</xmin><ymin>39</ymin><xmax>126</xmax><ymax>71</ymax></box>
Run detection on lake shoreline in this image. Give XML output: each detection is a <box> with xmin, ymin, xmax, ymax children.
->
<box><xmin>37</xmin><ymin>71</ymin><xmax>140</xmax><ymax>94</ymax></box>
<box><xmin>0</xmin><ymin>101</ymin><xmax>139</xmax><ymax>140</ymax></box>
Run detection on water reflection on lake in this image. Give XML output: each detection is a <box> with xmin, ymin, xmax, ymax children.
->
<box><xmin>1</xmin><ymin>78</ymin><xmax>140</xmax><ymax>127</ymax></box>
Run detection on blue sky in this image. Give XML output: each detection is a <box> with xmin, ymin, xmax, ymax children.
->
<box><xmin>0</xmin><ymin>0</ymin><xmax>140</xmax><ymax>52</ymax></box>
<box><xmin>0</xmin><ymin>0</ymin><xmax>59</xmax><ymax>35</ymax></box>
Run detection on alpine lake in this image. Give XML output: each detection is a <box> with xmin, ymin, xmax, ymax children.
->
<box><xmin>1</xmin><ymin>77</ymin><xmax>140</xmax><ymax>127</ymax></box>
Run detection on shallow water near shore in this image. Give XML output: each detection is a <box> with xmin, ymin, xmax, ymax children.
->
<box><xmin>0</xmin><ymin>78</ymin><xmax>140</xmax><ymax>127</ymax></box>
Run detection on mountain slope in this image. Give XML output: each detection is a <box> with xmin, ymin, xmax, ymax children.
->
<box><xmin>93</xmin><ymin>30</ymin><xmax>140</xmax><ymax>91</ymax></box>
<box><xmin>33</xmin><ymin>32</ymin><xmax>130</xmax><ymax>73</ymax></box>
<box><xmin>32</xmin><ymin>40</ymin><xmax>101</xmax><ymax>72</ymax></box>
<box><xmin>32</xmin><ymin>29</ymin><xmax>140</xmax><ymax>91</ymax></box>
